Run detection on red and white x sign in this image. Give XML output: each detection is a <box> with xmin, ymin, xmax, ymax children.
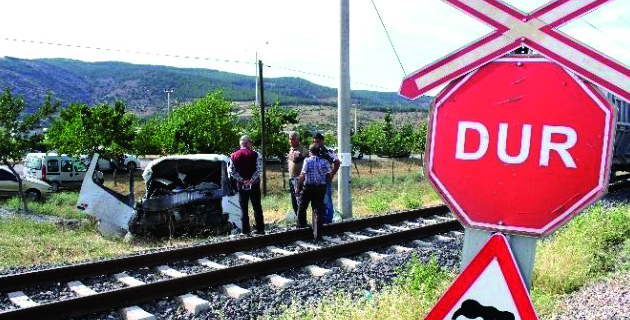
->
<box><xmin>399</xmin><ymin>0</ymin><xmax>630</xmax><ymax>102</ymax></box>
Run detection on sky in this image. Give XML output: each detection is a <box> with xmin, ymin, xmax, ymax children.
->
<box><xmin>0</xmin><ymin>0</ymin><xmax>629</xmax><ymax>95</ymax></box>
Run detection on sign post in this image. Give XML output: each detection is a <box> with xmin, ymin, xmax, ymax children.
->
<box><xmin>461</xmin><ymin>229</ymin><xmax>537</xmax><ymax>290</ymax></box>
<box><xmin>425</xmin><ymin>233</ymin><xmax>539</xmax><ymax>320</ymax></box>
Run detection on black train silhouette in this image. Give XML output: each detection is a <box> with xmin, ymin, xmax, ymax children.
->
<box><xmin>452</xmin><ymin>299</ymin><xmax>515</xmax><ymax>320</ymax></box>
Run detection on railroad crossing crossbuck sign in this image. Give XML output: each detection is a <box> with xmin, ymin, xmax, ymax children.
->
<box><xmin>423</xmin><ymin>233</ymin><xmax>538</xmax><ymax>320</ymax></box>
<box><xmin>399</xmin><ymin>0</ymin><xmax>630</xmax><ymax>103</ymax></box>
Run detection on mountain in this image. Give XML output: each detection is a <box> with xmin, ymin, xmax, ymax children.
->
<box><xmin>0</xmin><ymin>57</ymin><xmax>431</xmax><ymax>116</ymax></box>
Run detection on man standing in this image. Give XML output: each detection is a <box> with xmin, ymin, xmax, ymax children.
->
<box><xmin>313</xmin><ymin>133</ymin><xmax>340</xmax><ymax>223</ymax></box>
<box><xmin>288</xmin><ymin>132</ymin><xmax>309</xmax><ymax>216</ymax></box>
<box><xmin>297</xmin><ymin>144</ymin><xmax>332</xmax><ymax>242</ymax></box>
<box><xmin>229</xmin><ymin>135</ymin><xmax>264</xmax><ymax>235</ymax></box>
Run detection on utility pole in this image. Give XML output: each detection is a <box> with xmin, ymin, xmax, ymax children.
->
<box><xmin>164</xmin><ymin>87</ymin><xmax>174</xmax><ymax>115</ymax></box>
<box><xmin>258</xmin><ymin>60</ymin><xmax>267</xmax><ymax>197</ymax></box>
<box><xmin>255</xmin><ymin>52</ymin><xmax>259</xmax><ymax>108</ymax></box>
<box><xmin>354</xmin><ymin>106</ymin><xmax>357</xmax><ymax>133</ymax></box>
<box><xmin>338</xmin><ymin>0</ymin><xmax>352</xmax><ymax>219</ymax></box>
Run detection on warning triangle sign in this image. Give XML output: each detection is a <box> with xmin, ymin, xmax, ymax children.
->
<box><xmin>424</xmin><ymin>233</ymin><xmax>538</xmax><ymax>320</ymax></box>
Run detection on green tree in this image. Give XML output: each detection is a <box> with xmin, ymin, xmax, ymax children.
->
<box><xmin>356</xmin><ymin>109</ymin><xmax>415</xmax><ymax>179</ymax></box>
<box><xmin>293</xmin><ymin>125</ymin><xmax>314</xmax><ymax>147</ymax></box>
<box><xmin>411</xmin><ymin>121</ymin><xmax>428</xmax><ymax>164</ymax></box>
<box><xmin>0</xmin><ymin>88</ymin><xmax>59</xmax><ymax>210</ymax></box>
<box><xmin>46</xmin><ymin>101</ymin><xmax>136</xmax><ymax>159</ymax></box>
<box><xmin>374</xmin><ymin>110</ymin><xmax>413</xmax><ymax>158</ymax></box>
<box><xmin>248</xmin><ymin>101</ymin><xmax>299</xmax><ymax>162</ymax></box>
<box><xmin>133</xmin><ymin>116</ymin><xmax>165</xmax><ymax>156</ymax></box>
<box><xmin>159</xmin><ymin>91</ymin><xmax>240</xmax><ymax>155</ymax></box>
<box><xmin>248</xmin><ymin>101</ymin><xmax>299</xmax><ymax>191</ymax></box>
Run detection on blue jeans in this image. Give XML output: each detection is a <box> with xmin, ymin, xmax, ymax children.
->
<box><xmin>322</xmin><ymin>180</ymin><xmax>334</xmax><ymax>223</ymax></box>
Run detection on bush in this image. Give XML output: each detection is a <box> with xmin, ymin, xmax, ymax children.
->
<box><xmin>396</xmin><ymin>254</ymin><xmax>450</xmax><ymax>295</ymax></box>
<box><xmin>533</xmin><ymin>203</ymin><xmax>630</xmax><ymax>294</ymax></box>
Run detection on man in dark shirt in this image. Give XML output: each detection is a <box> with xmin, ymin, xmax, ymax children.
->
<box><xmin>229</xmin><ymin>135</ymin><xmax>264</xmax><ymax>235</ymax></box>
<box><xmin>288</xmin><ymin>131</ymin><xmax>309</xmax><ymax>216</ymax></box>
<box><xmin>297</xmin><ymin>144</ymin><xmax>332</xmax><ymax>242</ymax></box>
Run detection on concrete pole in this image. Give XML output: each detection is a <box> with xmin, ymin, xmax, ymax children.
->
<box><xmin>255</xmin><ymin>51</ymin><xmax>259</xmax><ymax>108</ymax></box>
<box><xmin>164</xmin><ymin>88</ymin><xmax>173</xmax><ymax>115</ymax></box>
<box><xmin>338</xmin><ymin>0</ymin><xmax>352</xmax><ymax>219</ymax></box>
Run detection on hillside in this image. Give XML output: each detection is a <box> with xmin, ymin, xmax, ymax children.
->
<box><xmin>0</xmin><ymin>57</ymin><xmax>432</xmax><ymax>116</ymax></box>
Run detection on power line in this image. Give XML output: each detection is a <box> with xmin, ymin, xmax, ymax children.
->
<box><xmin>613</xmin><ymin>12</ymin><xmax>630</xmax><ymax>30</ymax></box>
<box><xmin>370</xmin><ymin>0</ymin><xmax>406</xmax><ymax>75</ymax></box>
<box><xmin>580</xmin><ymin>19</ymin><xmax>630</xmax><ymax>54</ymax></box>
<box><xmin>268</xmin><ymin>64</ymin><xmax>391</xmax><ymax>90</ymax></box>
<box><xmin>0</xmin><ymin>36</ymin><xmax>394</xmax><ymax>91</ymax></box>
<box><xmin>2</xmin><ymin>37</ymin><xmax>255</xmax><ymax>65</ymax></box>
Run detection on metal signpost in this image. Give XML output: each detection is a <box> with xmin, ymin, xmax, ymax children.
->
<box><xmin>424</xmin><ymin>234</ymin><xmax>538</xmax><ymax>320</ymax></box>
<box><xmin>398</xmin><ymin>0</ymin><xmax>629</xmax><ymax>318</ymax></box>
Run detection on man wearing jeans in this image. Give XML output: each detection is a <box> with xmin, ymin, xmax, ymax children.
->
<box><xmin>297</xmin><ymin>144</ymin><xmax>332</xmax><ymax>242</ymax></box>
<box><xmin>312</xmin><ymin>133</ymin><xmax>340</xmax><ymax>224</ymax></box>
<box><xmin>229</xmin><ymin>135</ymin><xmax>264</xmax><ymax>235</ymax></box>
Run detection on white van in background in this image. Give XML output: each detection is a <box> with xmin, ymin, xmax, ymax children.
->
<box><xmin>25</xmin><ymin>153</ymin><xmax>89</xmax><ymax>191</ymax></box>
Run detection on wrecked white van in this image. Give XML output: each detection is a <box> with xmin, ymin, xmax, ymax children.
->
<box><xmin>77</xmin><ymin>154</ymin><xmax>242</xmax><ymax>238</ymax></box>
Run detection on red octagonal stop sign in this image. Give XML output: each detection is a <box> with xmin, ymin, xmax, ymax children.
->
<box><xmin>426</xmin><ymin>56</ymin><xmax>616</xmax><ymax>237</ymax></box>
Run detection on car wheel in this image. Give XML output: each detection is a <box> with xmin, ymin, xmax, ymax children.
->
<box><xmin>127</xmin><ymin>162</ymin><xmax>137</xmax><ymax>171</ymax></box>
<box><xmin>51</xmin><ymin>181</ymin><xmax>60</xmax><ymax>192</ymax></box>
<box><xmin>25</xmin><ymin>189</ymin><xmax>41</xmax><ymax>200</ymax></box>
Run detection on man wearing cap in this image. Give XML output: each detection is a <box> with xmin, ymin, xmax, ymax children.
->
<box><xmin>229</xmin><ymin>135</ymin><xmax>265</xmax><ymax>235</ymax></box>
<box><xmin>297</xmin><ymin>143</ymin><xmax>332</xmax><ymax>242</ymax></box>
<box><xmin>313</xmin><ymin>132</ymin><xmax>340</xmax><ymax>223</ymax></box>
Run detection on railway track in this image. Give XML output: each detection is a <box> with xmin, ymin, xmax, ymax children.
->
<box><xmin>0</xmin><ymin>205</ymin><xmax>462</xmax><ymax>320</ymax></box>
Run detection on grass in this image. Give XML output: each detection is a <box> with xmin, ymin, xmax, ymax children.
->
<box><xmin>530</xmin><ymin>202</ymin><xmax>630</xmax><ymax>316</ymax></box>
<box><xmin>0</xmin><ymin>157</ymin><xmax>438</xmax><ymax>270</ymax></box>
<box><xmin>1</xmin><ymin>192</ymin><xmax>85</xmax><ymax>219</ymax></box>
<box><xmin>248</xmin><ymin>158</ymin><xmax>440</xmax><ymax>225</ymax></box>
<box><xmin>0</xmin><ymin>217</ymin><xmax>135</xmax><ymax>269</ymax></box>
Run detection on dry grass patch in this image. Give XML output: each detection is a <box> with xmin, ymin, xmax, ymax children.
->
<box><xmin>259</xmin><ymin>158</ymin><xmax>440</xmax><ymax>224</ymax></box>
<box><xmin>0</xmin><ymin>218</ymin><xmax>135</xmax><ymax>269</ymax></box>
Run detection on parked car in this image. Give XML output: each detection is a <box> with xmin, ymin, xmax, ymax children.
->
<box><xmin>0</xmin><ymin>166</ymin><xmax>53</xmax><ymax>200</ymax></box>
<box><xmin>94</xmin><ymin>154</ymin><xmax>140</xmax><ymax>171</ymax></box>
<box><xmin>24</xmin><ymin>153</ymin><xmax>89</xmax><ymax>191</ymax></box>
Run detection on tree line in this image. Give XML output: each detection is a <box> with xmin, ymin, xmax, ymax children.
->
<box><xmin>0</xmin><ymin>87</ymin><xmax>428</xmax><ymax>209</ymax></box>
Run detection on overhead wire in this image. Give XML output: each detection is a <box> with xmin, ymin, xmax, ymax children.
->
<box><xmin>370</xmin><ymin>0</ymin><xmax>406</xmax><ymax>76</ymax></box>
<box><xmin>0</xmin><ymin>36</ymin><xmax>394</xmax><ymax>91</ymax></box>
<box><xmin>613</xmin><ymin>12</ymin><xmax>630</xmax><ymax>29</ymax></box>
<box><xmin>579</xmin><ymin>19</ymin><xmax>630</xmax><ymax>54</ymax></box>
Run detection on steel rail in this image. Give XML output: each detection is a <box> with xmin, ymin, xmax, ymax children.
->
<box><xmin>0</xmin><ymin>205</ymin><xmax>450</xmax><ymax>291</ymax></box>
<box><xmin>0</xmin><ymin>219</ymin><xmax>462</xmax><ymax>320</ymax></box>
